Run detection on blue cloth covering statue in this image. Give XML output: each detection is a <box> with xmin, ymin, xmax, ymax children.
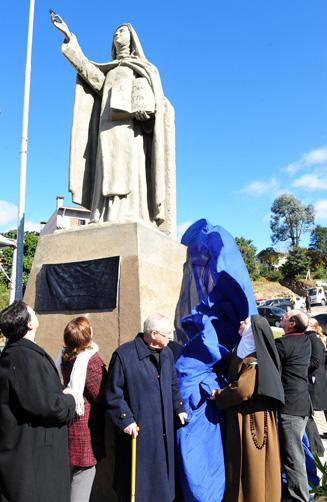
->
<box><xmin>176</xmin><ymin>315</ymin><xmax>226</xmax><ymax>502</ymax></box>
<box><xmin>175</xmin><ymin>219</ymin><xmax>257</xmax><ymax>501</ymax></box>
<box><xmin>175</xmin><ymin>219</ymin><xmax>257</xmax><ymax>346</ymax></box>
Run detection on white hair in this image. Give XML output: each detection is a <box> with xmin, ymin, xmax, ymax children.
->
<box><xmin>143</xmin><ymin>314</ymin><xmax>169</xmax><ymax>334</ymax></box>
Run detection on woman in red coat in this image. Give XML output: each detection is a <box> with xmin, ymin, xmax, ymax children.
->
<box><xmin>56</xmin><ymin>317</ymin><xmax>107</xmax><ymax>502</ymax></box>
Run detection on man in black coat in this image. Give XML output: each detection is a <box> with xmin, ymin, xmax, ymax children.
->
<box><xmin>305</xmin><ymin>294</ymin><xmax>312</xmax><ymax>313</ymax></box>
<box><xmin>106</xmin><ymin>313</ymin><xmax>187</xmax><ymax>502</ymax></box>
<box><xmin>0</xmin><ymin>301</ymin><xmax>76</xmax><ymax>502</ymax></box>
<box><xmin>275</xmin><ymin>309</ymin><xmax>311</xmax><ymax>502</ymax></box>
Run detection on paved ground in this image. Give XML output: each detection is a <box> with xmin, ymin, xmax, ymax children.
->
<box><xmin>308</xmin><ymin>305</ymin><xmax>327</xmax><ymax>316</ymax></box>
<box><xmin>314</xmin><ymin>411</ymin><xmax>327</xmax><ymax>460</ymax></box>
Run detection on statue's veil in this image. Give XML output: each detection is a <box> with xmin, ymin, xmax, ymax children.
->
<box><xmin>111</xmin><ymin>23</ymin><xmax>146</xmax><ymax>60</ymax></box>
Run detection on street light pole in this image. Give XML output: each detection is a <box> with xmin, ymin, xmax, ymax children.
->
<box><xmin>15</xmin><ymin>0</ymin><xmax>35</xmax><ymax>299</ymax></box>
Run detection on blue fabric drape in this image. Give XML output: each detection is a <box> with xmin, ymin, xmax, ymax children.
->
<box><xmin>176</xmin><ymin>316</ymin><xmax>226</xmax><ymax>502</ymax></box>
<box><xmin>175</xmin><ymin>219</ymin><xmax>257</xmax><ymax>345</ymax></box>
<box><xmin>175</xmin><ymin>219</ymin><xmax>258</xmax><ymax>501</ymax></box>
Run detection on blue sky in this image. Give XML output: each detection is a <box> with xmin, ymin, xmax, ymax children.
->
<box><xmin>1</xmin><ymin>1</ymin><xmax>327</xmax><ymax>251</ymax></box>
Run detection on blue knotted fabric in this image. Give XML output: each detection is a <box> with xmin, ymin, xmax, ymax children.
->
<box><xmin>176</xmin><ymin>316</ymin><xmax>226</xmax><ymax>502</ymax></box>
<box><xmin>175</xmin><ymin>219</ymin><xmax>258</xmax><ymax>502</ymax></box>
<box><xmin>175</xmin><ymin>219</ymin><xmax>257</xmax><ymax>346</ymax></box>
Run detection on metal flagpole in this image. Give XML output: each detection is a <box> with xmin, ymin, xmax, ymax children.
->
<box><xmin>10</xmin><ymin>247</ymin><xmax>17</xmax><ymax>304</ymax></box>
<box><xmin>15</xmin><ymin>0</ymin><xmax>36</xmax><ymax>299</ymax></box>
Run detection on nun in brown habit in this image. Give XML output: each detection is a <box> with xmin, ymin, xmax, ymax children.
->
<box><xmin>211</xmin><ymin>314</ymin><xmax>285</xmax><ymax>502</ymax></box>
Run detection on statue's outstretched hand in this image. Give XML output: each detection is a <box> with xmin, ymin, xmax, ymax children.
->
<box><xmin>50</xmin><ymin>11</ymin><xmax>72</xmax><ymax>42</ymax></box>
<box><xmin>134</xmin><ymin>110</ymin><xmax>151</xmax><ymax>121</ymax></box>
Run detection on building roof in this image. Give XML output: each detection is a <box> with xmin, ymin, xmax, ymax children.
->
<box><xmin>0</xmin><ymin>234</ymin><xmax>16</xmax><ymax>249</ymax></box>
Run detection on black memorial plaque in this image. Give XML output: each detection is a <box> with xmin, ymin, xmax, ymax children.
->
<box><xmin>36</xmin><ymin>256</ymin><xmax>120</xmax><ymax>311</ymax></box>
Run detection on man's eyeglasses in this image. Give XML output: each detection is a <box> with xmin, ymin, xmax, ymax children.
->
<box><xmin>154</xmin><ymin>330</ymin><xmax>171</xmax><ymax>339</ymax></box>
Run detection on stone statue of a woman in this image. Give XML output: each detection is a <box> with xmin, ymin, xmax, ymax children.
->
<box><xmin>51</xmin><ymin>13</ymin><xmax>176</xmax><ymax>235</ymax></box>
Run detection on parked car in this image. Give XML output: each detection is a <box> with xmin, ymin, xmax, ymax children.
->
<box><xmin>261</xmin><ymin>299</ymin><xmax>277</xmax><ymax>306</ymax></box>
<box><xmin>258</xmin><ymin>306</ymin><xmax>285</xmax><ymax>327</ymax></box>
<box><xmin>307</xmin><ymin>287</ymin><xmax>326</xmax><ymax>306</ymax></box>
<box><xmin>262</xmin><ymin>298</ymin><xmax>293</xmax><ymax>307</ymax></box>
<box><xmin>268</xmin><ymin>299</ymin><xmax>294</xmax><ymax>309</ymax></box>
<box><xmin>293</xmin><ymin>296</ymin><xmax>305</xmax><ymax>309</ymax></box>
<box><xmin>273</xmin><ymin>303</ymin><xmax>293</xmax><ymax>312</ymax></box>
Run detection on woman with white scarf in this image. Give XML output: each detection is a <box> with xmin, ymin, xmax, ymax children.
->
<box><xmin>211</xmin><ymin>315</ymin><xmax>284</xmax><ymax>502</ymax></box>
<box><xmin>56</xmin><ymin>317</ymin><xmax>107</xmax><ymax>502</ymax></box>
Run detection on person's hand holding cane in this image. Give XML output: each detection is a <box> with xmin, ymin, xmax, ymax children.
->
<box><xmin>124</xmin><ymin>422</ymin><xmax>139</xmax><ymax>438</ymax></box>
<box><xmin>123</xmin><ymin>422</ymin><xmax>140</xmax><ymax>502</ymax></box>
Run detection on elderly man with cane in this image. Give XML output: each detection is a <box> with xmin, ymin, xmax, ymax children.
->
<box><xmin>106</xmin><ymin>313</ymin><xmax>187</xmax><ymax>502</ymax></box>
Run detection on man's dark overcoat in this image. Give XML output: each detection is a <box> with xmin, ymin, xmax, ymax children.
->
<box><xmin>0</xmin><ymin>338</ymin><xmax>75</xmax><ymax>502</ymax></box>
<box><xmin>106</xmin><ymin>334</ymin><xmax>185</xmax><ymax>502</ymax></box>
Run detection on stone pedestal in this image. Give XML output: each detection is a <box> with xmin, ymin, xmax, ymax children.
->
<box><xmin>24</xmin><ymin>221</ymin><xmax>186</xmax><ymax>363</ymax></box>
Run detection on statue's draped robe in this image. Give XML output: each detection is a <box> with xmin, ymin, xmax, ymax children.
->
<box><xmin>61</xmin><ymin>32</ymin><xmax>175</xmax><ymax>233</ymax></box>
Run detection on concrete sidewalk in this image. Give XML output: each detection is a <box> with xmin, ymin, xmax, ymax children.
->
<box><xmin>314</xmin><ymin>410</ymin><xmax>327</xmax><ymax>463</ymax></box>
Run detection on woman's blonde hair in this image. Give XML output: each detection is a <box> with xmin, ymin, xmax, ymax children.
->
<box><xmin>63</xmin><ymin>316</ymin><xmax>92</xmax><ymax>361</ymax></box>
<box><xmin>308</xmin><ymin>317</ymin><xmax>326</xmax><ymax>346</ymax></box>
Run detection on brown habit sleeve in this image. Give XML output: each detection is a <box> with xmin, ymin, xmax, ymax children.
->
<box><xmin>214</xmin><ymin>360</ymin><xmax>257</xmax><ymax>410</ymax></box>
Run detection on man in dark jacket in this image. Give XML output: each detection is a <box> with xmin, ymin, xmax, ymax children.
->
<box><xmin>305</xmin><ymin>294</ymin><xmax>312</xmax><ymax>313</ymax></box>
<box><xmin>106</xmin><ymin>313</ymin><xmax>187</xmax><ymax>502</ymax></box>
<box><xmin>275</xmin><ymin>309</ymin><xmax>311</xmax><ymax>502</ymax></box>
<box><xmin>0</xmin><ymin>301</ymin><xmax>76</xmax><ymax>502</ymax></box>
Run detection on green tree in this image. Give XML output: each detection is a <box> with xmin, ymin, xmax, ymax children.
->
<box><xmin>0</xmin><ymin>231</ymin><xmax>39</xmax><ymax>291</ymax></box>
<box><xmin>306</xmin><ymin>248</ymin><xmax>326</xmax><ymax>271</ymax></box>
<box><xmin>280</xmin><ymin>246</ymin><xmax>311</xmax><ymax>280</ymax></box>
<box><xmin>310</xmin><ymin>225</ymin><xmax>327</xmax><ymax>261</ymax></box>
<box><xmin>256</xmin><ymin>247</ymin><xmax>283</xmax><ymax>281</ymax></box>
<box><xmin>270</xmin><ymin>193</ymin><xmax>315</xmax><ymax>247</ymax></box>
<box><xmin>256</xmin><ymin>247</ymin><xmax>281</xmax><ymax>269</ymax></box>
<box><xmin>235</xmin><ymin>237</ymin><xmax>260</xmax><ymax>280</ymax></box>
<box><xmin>0</xmin><ymin>283</ymin><xmax>9</xmax><ymax>310</ymax></box>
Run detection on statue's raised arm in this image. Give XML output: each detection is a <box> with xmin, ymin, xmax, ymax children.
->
<box><xmin>50</xmin><ymin>10</ymin><xmax>72</xmax><ymax>42</ymax></box>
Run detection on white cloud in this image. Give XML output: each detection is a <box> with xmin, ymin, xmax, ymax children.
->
<box><xmin>0</xmin><ymin>200</ymin><xmax>17</xmax><ymax>225</ymax></box>
<box><xmin>283</xmin><ymin>145</ymin><xmax>327</xmax><ymax>176</ymax></box>
<box><xmin>25</xmin><ymin>221</ymin><xmax>41</xmax><ymax>232</ymax></box>
<box><xmin>177</xmin><ymin>221</ymin><xmax>193</xmax><ymax>241</ymax></box>
<box><xmin>315</xmin><ymin>199</ymin><xmax>327</xmax><ymax>221</ymax></box>
<box><xmin>284</xmin><ymin>162</ymin><xmax>301</xmax><ymax>175</ymax></box>
<box><xmin>303</xmin><ymin>146</ymin><xmax>327</xmax><ymax>166</ymax></box>
<box><xmin>293</xmin><ymin>173</ymin><xmax>327</xmax><ymax>191</ymax></box>
<box><xmin>241</xmin><ymin>178</ymin><xmax>278</xmax><ymax>196</ymax></box>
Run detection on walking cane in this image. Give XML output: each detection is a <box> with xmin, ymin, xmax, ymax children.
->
<box><xmin>131</xmin><ymin>426</ymin><xmax>140</xmax><ymax>502</ymax></box>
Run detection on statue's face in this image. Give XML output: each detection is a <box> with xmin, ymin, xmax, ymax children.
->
<box><xmin>114</xmin><ymin>25</ymin><xmax>131</xmax><ymax>49</ymax></box>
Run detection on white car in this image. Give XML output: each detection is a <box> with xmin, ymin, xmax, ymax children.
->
<box><xmin>293</xmin><ymin>296</ymin><xmax>305</xmax><ymax>309</ymax></box>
